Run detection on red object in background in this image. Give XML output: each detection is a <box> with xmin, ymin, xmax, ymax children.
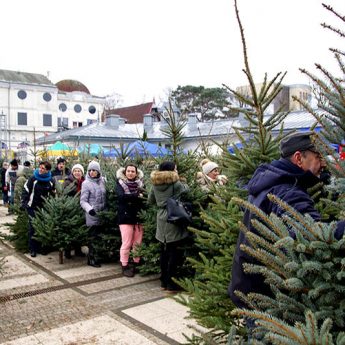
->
<box><xmin>340</xmin><ymin>145</ymin><xmax>345</xmax><ymax>160</ymax></box>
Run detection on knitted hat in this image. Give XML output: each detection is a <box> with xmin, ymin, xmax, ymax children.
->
<box><xmin>57</xmin><ymin>157</ymin><xmax>66</xmax><ymax>164</ymax></box>
<box><xmin>72</xmin><ymin>163</ymin><xmax>84</xmax><ymax>175</ymax></box>
<box><xmin>87</xmin><ymin>161</ymin><xmax>101</xmax><ymax>173</ymax></box>
<box><xmin>202</xmin><ymin>161</ymin><xmax>219</xmax><ymax>175</ymax></box>
<box><xmin>280</xmin><ymin>131</ymin><xmax>318</xmax><ymax>158</ymax></box>
<box><xmin>10</xmin><ymin>159</ymin><xmax>18</xmax><ymax>167</ymax></box>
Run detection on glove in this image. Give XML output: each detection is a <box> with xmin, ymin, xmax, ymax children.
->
<box><xmin>89</xmin><ymin>209</ymin><xmax>97</xmax><ymax>217</ymax></box>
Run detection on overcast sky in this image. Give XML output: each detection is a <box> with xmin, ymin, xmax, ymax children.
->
<box><xmin>1</xmin><ymin>0</ymin><xmax>345</xmax><ymax>105</ymax></box>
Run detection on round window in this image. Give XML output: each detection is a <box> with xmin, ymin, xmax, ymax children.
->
<box><xmin>59</xmin><ymin>103</ymin><xmax>67</xmax><ymax>112</ymax></box>
<box><xmin>17</xmin><ymin>90</ymin><xmax>27</xmax><ymax>100</ymax></box>
<box><xmin>89</xmin><ymin>105</ymin><xmax>96</xmax><ymax>114</ymax></box>
<box><xmin>74</xmin><ymin>104</ymin><xmax>82</xmax><ymax>113</ymax></box>
<box><xmin>43</xmin><ymin>92</ymin><xmax>52</xmax><ymax>102</ymax></box>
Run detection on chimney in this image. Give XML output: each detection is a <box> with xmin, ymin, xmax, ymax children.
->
<box><xmin>143</xmin><ymin>114</ymin><xmax>153</xmax><ymax>131</ymax></box>
<box><xmin>187</xmin><ymin>113</ymin><xmax>198</xmax><ymax>126</ymax></box>
<box><xmin>105</xmin><ymin>114</ymin><xmax>120</xmax><ymax>129</ymax></box>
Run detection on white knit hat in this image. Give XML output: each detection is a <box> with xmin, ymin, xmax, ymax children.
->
<box><xmin>202</xmin><ymin>161</ymin><xmax>219</xmax><ymax>175</ymax></box>
<box><xmin>72</xmin><ymin>163</ymin><xmax>85</xmax><ymax>175</ymax></box>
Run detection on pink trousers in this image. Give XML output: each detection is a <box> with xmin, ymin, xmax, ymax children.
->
<box><xmin>119</xmin><ymin>224</ymin><xmax>144</xmax><ymax>265</ymax></box>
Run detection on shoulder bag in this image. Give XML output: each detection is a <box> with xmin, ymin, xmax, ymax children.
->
<box><xmin>166</xmin><ymin>183</ymin><xmax>192</xmax><ymax>227</ymax></box>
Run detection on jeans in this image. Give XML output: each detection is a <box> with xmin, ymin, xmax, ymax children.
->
<box><xmin>2</xmin><ymin>191</ymin><xmax>8</xmax><ymax>205</ymax></box>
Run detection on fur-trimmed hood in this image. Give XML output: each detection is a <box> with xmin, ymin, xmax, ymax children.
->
<box><xmin>150</xmin><ymin>170</ymin><xmax>179</xmax><ymax>186</ymax></box>
<box><xmin>116</xmin><ymin>167</ymin><xmax>144</xmax><ymax>181</ymax></box>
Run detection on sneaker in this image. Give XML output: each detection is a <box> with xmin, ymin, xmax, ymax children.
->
<box><xmin>122</xmin><ymin>264</ymin><xmax>135</xmax><ymax>277</ymax></box>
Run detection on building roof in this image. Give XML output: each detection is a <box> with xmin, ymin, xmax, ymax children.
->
<box><xmin>105</xmin><ymin>102</ymin><xmax>154</xmax><ymax>124</ymax></box>
<box><xmin>35</xmin><ymin>109</ymin><xmax>323</xmax><ymax>147</ymax></box>
<box><xmin>0</xmin><ymin>69</ymin><xmax>54</xmax><ymax>86</ymax></box>
<box><xmin>56</xmin><ymin>79</ymin><xmax>90</xmax><ymax>94</ymax></box>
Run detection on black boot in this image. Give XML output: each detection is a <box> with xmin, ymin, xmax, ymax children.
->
<box><xmin>122</xmin><ymin>264</ymin><xmax>134</xmax><ymax>277</ymax></box>
<box><xmin>87</xmin><ymin>255</ymin><xmax>101</xmax><ymax>267</ymax></box>
<box><xmin>65</xmin><ymin>250</ymin><xmax>72</xmax><ymax>259</ymax></box>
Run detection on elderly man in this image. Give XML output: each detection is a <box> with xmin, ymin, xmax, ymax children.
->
<box><xmin>228</xmin><ymin>131</ymin><xmax>345</xmax><ymax>310</ymax></box>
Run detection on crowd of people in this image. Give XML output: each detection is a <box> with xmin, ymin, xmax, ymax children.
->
<box><xmin>0</xmin><ymin>154</ymin><xmax>227</xmax><ymax>292</ymax></box>
<box><xmin>2</xmin><ymin>131</ymin><xmax>341</xmax><ymax>302</ymax></box>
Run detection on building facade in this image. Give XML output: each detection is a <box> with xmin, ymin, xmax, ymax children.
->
<box><xmin>236</xmin><ymin>83</ymin><xmax>312</xmax><ymax>113</ymax></box>
<box><xmin>0</xmin><ymin>69</ymin><xmax>105</xmax><ymax>160</ymax></box>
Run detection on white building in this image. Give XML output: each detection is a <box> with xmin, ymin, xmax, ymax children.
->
<box><xmin>0</xmin><ymin>69</ymin><xmax>105</xmax><ymax>160</ymax></box>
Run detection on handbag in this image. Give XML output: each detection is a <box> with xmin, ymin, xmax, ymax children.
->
<box><xmin>166</xmin><ymin>184</ymin><xmax>192</xmax><ymax>227</ymax></box>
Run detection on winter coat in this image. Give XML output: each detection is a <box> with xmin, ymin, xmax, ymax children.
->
<box><xmin>52</xmin><ymin>167</ymin><xmax>71</xmax><ymax>184</ymax></box>
<box><xmin>22</xmin><ymin>173</ymin><xmax>55</xmax><ymax>211</ymax></box>
<box><xmin>1</xmin><ymin>167</ymin><xmax>7</xmax><ymax>193</ymax></box>
<box><xmin>5</xmin><ymin>165</ymin><xmax>23</xmax><ymax>192</ymax></box>
<box><xmin>80</xmin><ymin>174</ymin><xmax>106</xmax><ymax>226</ymax></box>
<box><xmin>148</xmin><ymin>170</ymin><xmax>189</xmax><ymax>243</ymax></box>
<box><xmin>116</xmin><ymin>167</ymin><xmax>145</xmax><ymax>225</ymax></box>
<box><xmin>228</xmin><ymin>158</ymin><xmax>345</xmax><ymax>308</ymax></box>
<box><xmin>63</xmin><ymin>174</ymin><xmax>85</xmax><ymax>197</ymax></box>
<box><xmin>14</xmin><ymin>167</ymin><xmax>32</xmax><ymax>205</ymax></box>
<box><xmin>196</xmin><ymin>171</ymin><xmax>227</xmax><ymax>192</ymax></box>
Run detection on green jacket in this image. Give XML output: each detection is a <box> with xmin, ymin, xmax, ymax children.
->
<box><xmin>14</xmin><ymin>167</ymin><xmax>32</xmax><ymax>205</ymax></box>
<box><xmin>148</xmin><ymin>170</ymin><xmax>189</xmax><ymax>243</ymax></box>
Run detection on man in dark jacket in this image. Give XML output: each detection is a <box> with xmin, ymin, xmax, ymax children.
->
<box><xmin>51</xmin><ymin>157</ymin><xmax>70</xmax><ymax>184</ymax></box>
<box><xmin>228</xmin><ymin>131</ymin><xmax>345</xmax><ymax>309</ymax></box>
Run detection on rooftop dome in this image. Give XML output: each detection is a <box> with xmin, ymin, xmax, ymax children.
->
<box><xmin>55</xmin><ymin>79</ymin><xmax>90</xmax><ymax>94</ymax></box>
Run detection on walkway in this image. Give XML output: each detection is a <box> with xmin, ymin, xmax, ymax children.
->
<box><xmin>0</xmin><ymin>206</ymin><xmax>205</xmax><ymax>344</ymax></box>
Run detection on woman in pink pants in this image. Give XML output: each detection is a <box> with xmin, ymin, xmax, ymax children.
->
<box><xmin>116</xmin><ymin>164</ymin><xmax>145</xmax><ymax>277</ymax></box>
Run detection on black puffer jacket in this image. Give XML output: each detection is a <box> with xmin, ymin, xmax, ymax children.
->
<box><xmin>116</xmin><ymin>167</ymin><xmax>145</xmax><ymax>225</ymax></box>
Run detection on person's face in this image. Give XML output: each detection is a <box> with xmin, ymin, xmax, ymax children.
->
<box><xmin>57</xmin><ymin>162</ymin><xmax>65</xmax><ymax>171</ymax></box>
<box><xmin>3</xmin><ymin>163</ymin><xmax>8</xmax><ymax>169</ymax></box>
<box><xmin>39</xmin><ymin>164</ymin><xmax>48</xmax><ymax>175</ymax></box>
<box><xmin>297</xmin><ymin>150</ymin><xmax>326</xmax><ymax>177</ymax></box>
<box><xmin>207</xmin><ymin>167</ymin><xmax>220</xmax><ymax>180</ymax></box>
<box><xmin>125</xmin><ymin>166</ymin><xmax>137</xmax><ymax>180</ymax></box>
<box><xmin>73</xmin><ymin>168</ymin><xmax>83</xmax><ymax>180</ymax></box>
<box><xmin>89</xmin><ymin>169</ymin><xmax>98</xmax><ymax>178</ymax></box>
<box><xmin>11</xmin><ymin>164</ymin><xmax>18</xmax><ymax>170</ymax></box>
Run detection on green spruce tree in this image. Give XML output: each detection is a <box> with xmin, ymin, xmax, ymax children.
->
<box><xmin>174</xmin><ymin>0</ymin><xmax>290</xmax><ymax>342</ymax></box>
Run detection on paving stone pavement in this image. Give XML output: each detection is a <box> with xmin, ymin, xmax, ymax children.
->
<box><xmin>0</xmin><ymin>206</ymin><xmax>206</xmax><ymax>344</ymax></box>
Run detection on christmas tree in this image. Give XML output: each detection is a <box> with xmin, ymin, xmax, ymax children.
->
<box><xmin>226</xmin><ymin>3</ymin><xmax>345</xmax><ymax>344</ymax></box>
<box><xmin>32</xmin><ymin>193</ymin><xmax>88</xmax><ymax>263</ymax></box>
<box><xmin>174</xmin><ymin>0</ymin><xmax>291</xmax><ymax>342</ymax></box>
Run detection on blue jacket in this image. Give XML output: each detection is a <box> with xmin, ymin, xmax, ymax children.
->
<box><xmin>228</xmin><ymin>158</ymin><xmax>344</xmax><ymax>308</ymax></box>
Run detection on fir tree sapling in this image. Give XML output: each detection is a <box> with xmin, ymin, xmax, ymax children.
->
<box><xmin>230</xmin><ymin>195</ymin><xmax>345</xmax><ymax>343</ymax></box>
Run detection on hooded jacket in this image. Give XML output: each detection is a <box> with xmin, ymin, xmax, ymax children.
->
<box><xmin>148</xmin><ymin>170</ymin><xmax>189</xmax><ymax>243</ymax></box>
<box><xmin>228</xmin><ymin>158</ymin><xmax>323</xmax><ymax>308</ymax></box>
<box><xmin>80</xmin><ymin>161</ymin><xmax>106</xmax><ymax>226</ymax></box>
<box><xmin>116</xmin><ymin>167</ymin><xmax>145</xmax><ymax>225</ymax></box>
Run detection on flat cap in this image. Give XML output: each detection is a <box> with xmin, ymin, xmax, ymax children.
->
<box><xmin>280</xmin><ymin>131</ymin><xmax>318</xmax><ymax>158</ymax></box>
